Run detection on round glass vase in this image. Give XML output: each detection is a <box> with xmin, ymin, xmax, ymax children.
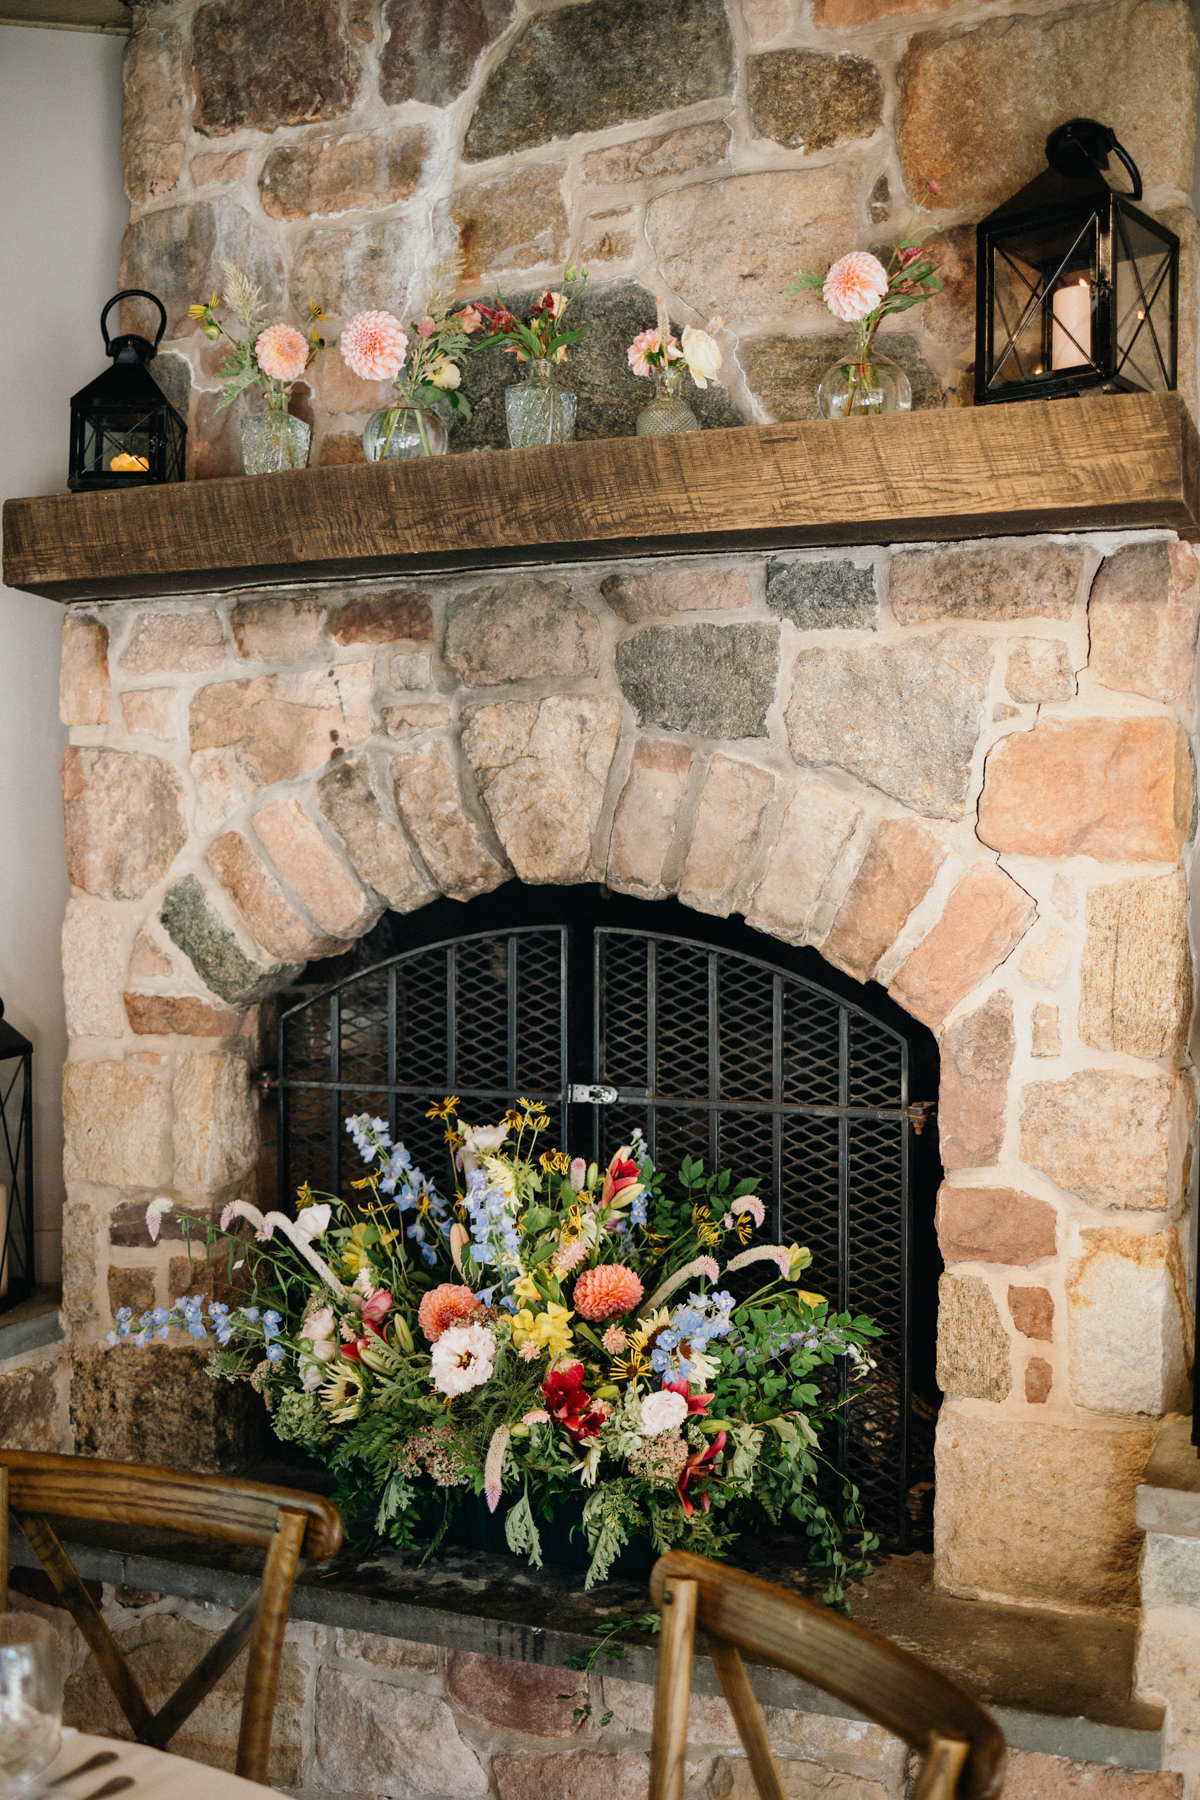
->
<box><xmin>817</xmin><ymin>347</ymin><xmax>912</xmax><ymax>418</ymax></box>
<box><xmin>636</xmin><ymin>366</ymin><xmax>699</xmax><ymax>435</ymax></box>
<box><xmin>363</xmin><ymin>404</ymin><xmax>448</xmax><ymax>461</ymax></box>
<box><xmin>240</xmin><ymin>408</ymin><xmax>311</xmax><ymax>474</ymax></box>
<box><xmin>505</xmin><ymin>358</ymin><xmax>577</xmax><ymax>448</ymax></box>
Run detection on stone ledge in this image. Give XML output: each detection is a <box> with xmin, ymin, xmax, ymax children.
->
<box><xmin>0</xmin><ymin>1285</ymin><xmax>63</xmax><ymax>1365</ymax></box>
<box><xmin>1137</xmin><ymin>1418</ymin><xmax>1200</xmax><ymax>1539</ymax></box>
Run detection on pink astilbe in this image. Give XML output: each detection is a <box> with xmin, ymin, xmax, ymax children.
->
<box><xmin>732</xmin><ymin>1196</ymin><xmax>765</xmax><ymax>1227</ymax></box>
<box><xmin>552</xmin><ymin>1238</ymin><xmax>588</xmax><ymax>1275</ymax></box>
<box><xmin>145</xmin><ymin>1197</ymin><xmax>174</xmax><ymax>1242</ymax></box>
<box><xmin>256</xmin><ymin>322</ymin><xmax>310</xmax><ymax>384</ymax></box>
<box><xmin>822</xmin><ymin>251</ymin><xmax>889</xmax><ymax>323</ymax></box>
<box><xmin>340</xmin><ymin>309</ymin><xmax>408</xmax><ymax>381</ymax></box>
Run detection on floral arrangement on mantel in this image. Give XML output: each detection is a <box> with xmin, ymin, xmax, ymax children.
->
<box><xmin>190</xmin><ymin>261</ymin><xmax>326</xmax><ymax>471</ymax></box>
<box><xmin>114</xmin><ymin>1101</ymin><xmax>881</xmax><ymax>1596</ymax></box>
<box><xmin>626</xmin><ymin>298</ymin><xmax>725</xmax><ymax>436</ymax></box>
<box><xmin>472</xmin><ymin>268</ymin><xmax>589</xmax><ymax>448</ymax></box>
<box><xmin>787</xmin><ymin>184</ymin><xmax>943</xmax><ymax>418</ymax></box>
<box><xmin>339</xmin><ymin>255</ymin><xmax>478</xmax><ymax>461</ymax></box>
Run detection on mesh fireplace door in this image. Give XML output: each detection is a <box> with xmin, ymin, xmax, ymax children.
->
<box><xmin>275</xmin><ymin>891</ymin><xmax>935</xmax><ymax>1549</ymax></box>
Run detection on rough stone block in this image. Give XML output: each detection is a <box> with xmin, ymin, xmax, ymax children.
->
<box><xmin>445</xmin><ymin>580</ymin><xmax>599</xmax><ymax>684</ymax></box>
<box><xmin>708</xmin><ymin>1758</ymin><xmax>885</xmax><ymax>1800</ymax></box>
<box><xmin>172</xmin><ymin>1052</ymin><xmax>257</xmax><ymax>1194</ymax></box>
<box><xmin>765</xmin><ymin>560</ymin><xmax>877</xmax><ymax>630</ymax></box>
<box><xmin>167</xmin><ymin>1252</ymin><xmax>242</xmax><ymax>1308</ymax></box>
<box><xmin>189</xmin><ymin>664</ymin><xmax>372</xmax><ymax>789</ymax></box>
<box><xmin>464</xmin><ymin>0</ymin><xmax>734</xmax><ymax>160</ymax></box>
<box><xmin>889</xmin><ymin>542</ymin><xmax>1084</xmax><ymax>622</ymax></box>
<box><xmin>786</xmin><ymin>632</ymin><xmax>990</xmax><ymax>820</ymax></box>
<box><xmin>191</xmin><ymin>149</ymin><xmax>247</xmax><ymax>186</ymax></box>
<box><xmin>1018</xmin><ymin>925</ymin><xmax>1072</xmax><ymax>988</ymax></box>
<box><xmin>381</xmin><ymin>0</ymin><xmax>515</xmax><ymax>107</ymax></box>
<box><xmin>1020</xmin><ymin>1070</ymin><xmax>1190</xmax><ymax>1211</ymax></box>
<box><xmin>745</xmin><ymin>775</ymin><xmax>862</xmax><ymax>946</ymax></box>
<box><xmin>936</xmin><ymin>1185</ymin><xmax>1057</xmax><ymax>1266</ymax></box>
<box><xmin>747</xmin><ymin>49</ymin><xmax>883</xmax><ymax>152</ymax></box>
<box><xmin>329</xmin><ymin>591</ymin><xmax>433</xmax><ymax>647</ymax></box>
<box><xmin>390</xmin><ymin>652</ymin><xmax>434</xmax><ymax>692</ymax></box>
<box><xmin>121</xmin><ymin>690</ymin><xmax>177</xmax><ymax>741</ymax></box>
<box><xmin>392</xmin><ymin>740</ymin><xmax>509</xmax><ymax>902</ymax></box>
<box><xmin>977</xmin><ymin>718</ymin><xmax>1191</xmax><ymax>862</ymax></box>
<box><xmin>896</xmin><ymin>0</ymin><xmax>1198</xmax><ymax>214</ymax></box>
<box><xmin>120</xmin><ymin>200</ymin><xmax>280</xmax><ymax>343</ymax></box>
<box><xmin>191</xmin><ymin>0</ymin><xmax>360</xmax><ymax>137</ymax></box>
<box><xmin>1030</xmin><ymin>1003</ymin><xmax>1062</xmax><ymax>1057</ymax></box>
<box><xmin>938</xmin><ymin>990</ymin><xmax>1014</xmax><ymax>1172</ymax></box>
<box><xmin>108</xmin><ymin>1264</ymin><xmax>156</xmax><ymax>1318</ymax></box>
<box><xmin>160</xmin><ymin>876</ymin><xmax>300</xmax><ymax>1006</ymax></box>
<box><xmin>1067</xmin><ymin>1227</ymin><xmax>1191</xmax><ymax>1417</ymax></box>
<box><xmin>1136</xmin><ymin>1606</ymin><xmax>1200</xmax><ymax>1740</ymax></box>
<box><xmin>936</xmin><ymin>1273</ymin><xmax>1012</xmax><ymax>1401</ymax></box>
<box><xmin>315</xmin><ymin>1670</ymin><xmax>487</xmax><ymax>1798</ymax></box>
<box><xmin>1089</xmin><ymin>542</ymin><xmax>1200</xmax><ymax>703</ymax></box>
<box><xmin>121</xmin><ymin>611</ymin><xmax>225</xmax><ymax>675</ymax></box>
<box><xmin>599</xmin><ymin>568</ymin><xmax>752</xmax><ymax>623</ymax></box>
<box><xmin>934</xmin><ymin>1410</ymin><xmax>1157</xmax><ymax>1610</ymax></box>
<box><xmin>582</xmin><ymin>121</ymin><xmax>731</xmax><ymax>185</ymax></box>
<box><xmin>317</xmin><ymin>759</ymin><xmax>435</xmax><ymax>914</ymax></box>
<box><xmin>446</xmin><ymin>1650</ymin><xmax>583</xmax><ymax>1737</ymax></box>
<box><xmin>260</xmin><ymin>126</ymin><xmax>426</xmax><ymax>221</ymax></box>
<box><xmin>60</xmin><ymin>617</ymin><xmax>110</xmax><ymax>726</ymax></box>
<box><xmin>71</xmin><ymin>1343</ymin><xmax>264</xmax><ymax>1471</ymax></box>
<box><xmin>1004</xmin><ymin>1752</ymin><xmax>1181</xmax><ymax>1800</ymax></box>
<box><xmin>124</xmin><ymin>993</ymin><xmax>239</xmax><ymax>1038</ymax></box>
<box><xmin>462</xmin><ymin>697</ymin><xmax>621</xmax><ymax>884</ymax></box>
<box><xmin>741</xmin><ymin>332</ymin><xmax>940</xmax><ymax>419</ymax></box>
<box><xmin>1005</xmin><ymin>638</ymin><xmax>1075</xmax><ymax>703</ymax></box>
<box><xmin>1079</xmin><ymin>872</ymin><xmax>1191</xmax><ymax>1060</ymax></box>
<box><xmin>122</xmin><ymin>24</ymin><xmax>186</xmax><ymax>203</ymax></box>
<box><xmin>647</xmin><ymin>166</ymin><xmax>859</xmax><ymax>328</ymax></box>
<box><xmin>1141</xmin><ymin>1534</ymin><xmax>1200</xmax><ymax>1608</ymax></box>
<box><xmin>494</xmin><ymin>1751</ymin><xmax>648</xmax><ymax>1800</ymax></box>
<box><xmin>63</xmin><ymin>1060</ymin><xmax>167</xmax><ymax>1189</ymax></box>
<box><xmin>63</xmin><ymin>748</ymin><xmax>187</xmax><ymax>902</ymax></box>
<box><xmin>208</xmin><ymin>829</ymin><xmax>347</xmax><ymax>963</ymax></box>
<box><xmin>1009</xmin><ymin>1286</ymin><xmax>1054</xmax><ymax>1341</ymax></box>
<box><xmin>448</xmin><ymin>165</ymin><xmax>570</xmax><ymax>283</ymax></box>
<box><xmin>110</xmin><ymin>1199</ymin><xmax>203</xmax><ymax>1248</ymax></box>
<box><xmin>679</xmin><ymin>756</ymin><xmax>776</xmax><ymax>919</ymax></box>
<box><xmin>618</xmin><ymin>623</ymin><xmax>778</xmax><ymax>740</ymax></box>
<box><xmin>230</xmin><ymin>595</ymin><xmax>324</xmax><ymax>663</ymax></box>
<box><xmin>63</xmin><ymin>899</ymin><xmax>128</xmax><ymax>1040</ymax></box>
<box><xmin>889</xmin><ymin>863</ymin><xmax>1036</xmax><ymax>1029</ymax></box>
<box><xmin>0</xmin><ymin>1365</ymin><xmax>62</xmax><ymax>1453</ymax></box>
<box><xmin>607</xmin><ymin>739</ymin><xmax>693</xmax><ymax>899</ymax></box>
<box><xmin>331</xmin><ymin>1628</ymin><xmax>441</xmax><ymax>1672</ymax></box>
<box><xmin>821</xmin><ymin>815</ymin><xmax>944</xmax><ymax>982</ymax></box>
<box><xmin>252</xmin><ymin>796</ymin><xmax>372</xmax><ymax>938</ymax></box>
<box><xmin>129</xmin><ymin>933</ymin><xmax>173</xmax><ymax>979</ymax></box>
<box><xmin>1025</xmin><ymin>1358</ymin><xmax>1053</xmax><ymax>1404</ymax></box>
<box><xmin>289</xmin><ymin>215</ymin><xmax>414</xmax><ymax>320</ymax></box>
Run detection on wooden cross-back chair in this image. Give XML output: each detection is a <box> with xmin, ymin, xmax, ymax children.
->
<box><xmin>648</xmin><ymin>1552</ymin><xmax>1006</xmax><ymax>1800</ymax></box>
<box><xmin>0</xmin><ymin>1448</ymin><xmax>342</xmax><ymax>1787</ymax></box>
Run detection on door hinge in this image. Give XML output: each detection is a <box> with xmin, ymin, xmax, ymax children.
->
<box><xmin>906</xmin><ymin>1101</ymin><xmax>936</xmax><ymax>1136</ymax></box>
<box><xmin>569</xmin><ymin>1084</ymin><xmax>618</xmax><ymax>1105</ymax></box>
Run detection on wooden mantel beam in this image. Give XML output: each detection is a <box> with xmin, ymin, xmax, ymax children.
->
<box><xmin>4</xmin><ymin>393</ymin><xmax>1197</xmax><ymax>603</ymax></box>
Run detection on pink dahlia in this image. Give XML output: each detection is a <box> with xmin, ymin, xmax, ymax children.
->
<box><xmin>418</xmin><ymin>1282</ymin><xmax>483</xmax><ymax>1344</ymax></box>
<box><xmin>602</xmin><ymin>1324</ymin><xmax>628</xmax><ymax>1354</ymax></box>
<box><xmin>552</xmin><ymin>1238</ymin><xmax>588</xmax><ymax>1275</ymax></box>
<box><xmin>341</xmin><ymin>309</ymin><xmax>408</xmax><ymax>381</ymax></box>
<box><xmin>822</xmin><ymin>251</ymin><xmax>889</xmax><ymax>324</ymax></box>
<box><xmin>573</xmin><ymin>1263</ymin><xmax>644</xmax><ymax>1322</ymax></box>
<box><xmin>256</xmin><ymin>322</ymin><xmax>310</xmax><ymax>384</ymax></box>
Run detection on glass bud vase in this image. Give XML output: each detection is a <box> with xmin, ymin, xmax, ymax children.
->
<box><xmin>240</xmin><ymin>408</ymin><xmax>311</xmax><ymax>474</ymax></box>
<box><xmin>817</xmin><ymin>349</ymin><xmax>912</xmax><ymax>419</ymax></box>
<box><xmin>505</xmin><ymin>358</ymin><xmax>577</xmax><ymax>448</ymax></box>
<box><xmin>636</xmin><ymin>366</ymin><xmax>699</xmax><ymax>435</ymax></box>
<box><xmin>363</xmin><ymin>404</ymin><xmax>448</xmax><ymax>461</ymax></box>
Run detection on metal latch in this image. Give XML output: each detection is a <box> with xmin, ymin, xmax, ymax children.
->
<box><xmin>569</xmin><ymin>1084</ymin><xmax>618</xmax><ymax>1105</ymax></box>
<box><xmin>906</xmin><ymin>1101</ymin><xmax>936</xmax><ymax>1137</ymax></box>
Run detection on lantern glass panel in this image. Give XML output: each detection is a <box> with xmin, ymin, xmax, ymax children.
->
<box><xmin>987</xmin><ymin>212</ymin><xmax>1100</xmax><ymax>394</ymax></box>
<box><xmin>1114</xmin><ymin>210</ymin><xmax>1175</xmax><ymax>392</ymax></box>
<box><xmin>80</xmin><ymin>411</ymin><xmax>156</xmax><ymax>480</ymax></box>
<box><xmin>0</xmin><ymin>1021</ymin><xmax>34</xmax><ymax>1313</ymax></box>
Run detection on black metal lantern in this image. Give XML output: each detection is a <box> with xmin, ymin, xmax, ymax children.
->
<box><xmin>975</xmin><ymin>118</ymin><xmax>1179</xmax><ymax>405</ymax></box>
<box><xmin>68</xmin><ymin>289</ymin><xmax>186</xmax><ymax>491</ymax></box>
<box><xmin>0</xmin><ymin>998</ymin><xmax>34</xmax><ymax>1314</ymax></box>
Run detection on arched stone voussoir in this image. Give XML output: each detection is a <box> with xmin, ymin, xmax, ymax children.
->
<box><xmin>821</xmin><ymin>811</ymin><xmax>949</xmax><ymax>985</ymax></box>
<box><xmin>250</xmin><ymin>793</ymin><xmax>382</xmax><ymax>941</ymax></box>
<box><xmin>744</xmin><ymin>770</ymin><xmax>864</xmax><ymax>949</ymax></box>
<box><xmin>391</xmin><ymin>736</ymin><xmax>511</xmax><ymax>902</ymax></box>
<box><xmin>159</xmin><ymin>873</ymin><xmax>305</xmax><ymax>1008</ymax></box>
<box><xmin>606</xmin><ymin>737</ymin><xmax>695</xmax><ymax>902</ymax></box>
<box><xmin>316</xmin><ymin>756</ymin><xmax>438</xmax><ymax>916</ymax></box>
<box><xmin>679</xmin><ymin>753</ymin><xmax>777</xmax><ymax>920</ymax></box>
<box><xmin>888</xmin><ymin>859</ymin><xmax>1037</xmax><ymax>1031</ymax></box>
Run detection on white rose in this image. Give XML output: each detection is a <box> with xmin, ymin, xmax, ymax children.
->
<box><xmin>680</xmin><ymin>326</ymin><xmax>722</xmax><ymax>389</ymax></box>
<box><xmin>429</xmin><ymin>359</ymin><xmax>462</xmax><ymax>390</ymax></box>
<box><xmin>301</xmin><ymin>1361</ymin><xmax>324</xmax><ymax>1392</ymax></box>
<box><xmin>292</xmin><ymin>1203</ymin><xmax>331</xmax><ymax>1244</ymax></box>
<box><xmin>431</xmin><ymin>1323</ymin><xmax>496</xmax><ymax>1397</ymax></box>
<box><xmin>639</xmin><ymin>1389</ymin><xmax>689</xmax><ymax>1436</ymax></box>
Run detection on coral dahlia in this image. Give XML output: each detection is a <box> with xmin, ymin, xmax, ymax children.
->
<box><xmin>822</xmin><ymin>251</ymin><xmax>889</xmax><ymax>324</ymax></box>
<box><xmin>340</xmin><ymin>309</ymin><xmax>408</xmax><ymax>381</ymax></box>
<box><xmin>573</xmin><ymin>1263</ymin><xmax>643</xmax><ymax>1321</ymax></box>
<box><xmin>255</xmin><ymin>322</ymin><xmax>310</xmax><ymax>384</ymax></box>
<box><xmin>418</xmin><ymin>1282</ymin><xmax>483</xmax><ymax>1343</ymax></box>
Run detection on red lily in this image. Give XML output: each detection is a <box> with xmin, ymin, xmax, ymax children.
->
<box><xmin>476</xmin><ymin>300</ymin><xmax>518</xmax><ymax>336</ymax></box>
<box><xmin>601</xmin><ymin>1151</ymin><xmax>642</xmax><ymax>1208</ymax></box>
<box><xmin>677</xmin><ymin>1430</ymin><xmax>725</xmax><ymax>1518</ymax></box>
<box><xmin>663</xmin><ymin>1378</ymin><xmax>712</xmax><ymax>1418</ymax></box>
<box><xmin>543</xmin><ymin>1364</ymin><xmax>604</xmax><ymax>1441</ymax></box>
<box><xmin>339</xmin><ymin>1316</ymin><xmax>389</xmax><ymax>1362</ymax></box>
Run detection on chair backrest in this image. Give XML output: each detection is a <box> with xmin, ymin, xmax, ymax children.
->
<box><xmin>648</xmin><ymin>1551</ymin><xmax>1005</xmax><ymax>1800</ymax></box>
<box><xmin>0</xmin><ymin>1449</ymin><xmax>342</xmax><ymax>1787</ymax></box>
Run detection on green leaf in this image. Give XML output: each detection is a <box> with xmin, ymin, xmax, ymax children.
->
<box><xmin>504</xmin><ymin>1487</ymin><xmax>544</xmax><ymax>1570</ymax></box>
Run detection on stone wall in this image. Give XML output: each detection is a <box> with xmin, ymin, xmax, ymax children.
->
<box><xmin>117</xmin><ymin>0</ymin><xmax>1200</xmax><ymax>474</ymax></box>
<box><xmin>54</xmin><ymin>528</ymin><xmax>1198</xmax><ymax>1616</ymax></box>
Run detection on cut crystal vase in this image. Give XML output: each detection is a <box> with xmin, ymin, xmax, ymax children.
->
<box><xmin>505</xmin><ymin>359</ymin><xmax>577</xmax><ymax>447</ymax></box>
<box><xmin>635</xmin><ymin>365</ymin><xmax>699</xmax><ymax>435</ymax></box>
<box><xmin>240</xmin><ymin>408</ymin><xmax>311</xmax><ymax>474</ymax></box>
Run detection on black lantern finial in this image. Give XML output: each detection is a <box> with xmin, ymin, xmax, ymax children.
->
<box><xmin>975</xmin><ymin>118</ymin><xmax>1178</xmax><ymax>404</ymax></box>
<box><xmin>68</xmin><ymin>288</ymin><xmax>187</xmax><ymax>491</ymax></box>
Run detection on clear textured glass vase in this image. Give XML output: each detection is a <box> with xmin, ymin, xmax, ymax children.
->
<box><xmin>240</xmin><ymin>409</ymin><xmax>311</xmax><ymax>474</ymax></box>
<box><xmin>817</xmin><ymin>348</ymin><xmax>912</xmax><ymax>418</ymax></box>
<box><xmin>636</xmin><ymin>366</ymin><xmax>699</xmax><ymax>435</ymax></box>
<box><xmin>505</xmin><ymin>359</ymin><xmax>577</xmax><ymax>447</ymax></box>
<box><xmin>363</xmin><ymin>404</ymin><xmax>448</xmax><ymax>461</ymax></box>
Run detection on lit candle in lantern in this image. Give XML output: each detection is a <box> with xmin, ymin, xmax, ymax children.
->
<box><xmin>1052</xmin><ymin>277</ymin><xmax>1092</xmax><ymax>370</ymax></box>
<box><xmin>110</xmin><ymin>451</ymin><xmax>150</xmax><ymax>472</ymax></box>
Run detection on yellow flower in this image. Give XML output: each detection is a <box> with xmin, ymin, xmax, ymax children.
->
<box><xmin>788</xmin><ymin>1244</ymin><xmax>813</xmax><ymax>1275</ymax></box>
<box><xmin>340</xmin><ymin>1220</ymin><xmax>396</xmax><ymax>1275</ymax></box>
<box><xmin>511</xmin><ymin>1302</ymin><xmax>574</xmax><ymax>1361</ymax></box>
<box><xmin>296</xmin><ymin>1181</ymin><xmax>314</xmax><ymax>1209</ymax></box>
<box><xmin>320</xmin><ymin>1361</ymin><xmax>363</xmax><ymax>1423</ymax></box>
<box><xmin>512</xmin><ymin>1273</ymin><xmax>543</xmax><ymax>1306</ymax></box>
<box><xmin>187</xmin><ymin>303</ymin><xmax>209</xmax><ymax>319</ymax></box>
<box><xmin>796</xmin><ymin>1289</ymin><xmax>826</xmax><ymax>1309</ymax></box>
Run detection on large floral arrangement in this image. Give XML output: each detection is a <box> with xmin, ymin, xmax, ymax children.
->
<box><xmin>340</xmin><ymin>256</ymin><xmax>478</xmax><ymax>456</ymax></box>
<box><xmin>117</xmin><ymin>1101</ymin><xmax>881</xmax><ymax>1595</ymax></box>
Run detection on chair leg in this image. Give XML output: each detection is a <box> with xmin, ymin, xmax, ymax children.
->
<box><xmin>236</xmin><ymin>1509</ymin><xmax>307</xmax><ymax>1785</ymax></box>
<box><xmin>914</xmin><ymin>1734</ymin><xmax>970</xmax><ymax>1800</ymax></box>
<box><xmin>649</xmin><ymin>1577</ymin><xmax>698</xmax><ymax>1800</ymax></box>
<box><xmin>710</xmin><ymin>1640</ymin><xmax>787</xmax><ymax>1800</ymax></box>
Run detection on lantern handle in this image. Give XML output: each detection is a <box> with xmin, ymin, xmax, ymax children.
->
<box><xmin>1046</xmin><ymin>119</ymin><xmax>1143</xmax><ymax>203</ymax></box>
<box><xmin>1107</xmin><ymin>137</ymin><xmax>1143</xmax><ymax>204</ymax></box>
<box><xmin>100</xmin><ymin>290</ymin><xmax>167</xmax><ymax>356</ymax></box>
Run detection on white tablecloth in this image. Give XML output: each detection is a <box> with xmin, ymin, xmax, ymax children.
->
<box><xmin>32</xmin><ymin>1727</ymin><xmax>282</xmax><ymax>1796</ymax></box>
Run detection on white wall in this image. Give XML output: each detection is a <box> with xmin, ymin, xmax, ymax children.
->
<box><xmin>0</xmin><ymin>24</ymin><xmax>127</xmax><ymax>1280</ymax></box>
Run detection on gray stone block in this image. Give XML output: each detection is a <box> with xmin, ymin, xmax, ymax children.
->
<box><xmin>617</xmin><ymin>623</ymin><xmax>779</xmax><ymax>739</ymax></box>
<box><xmin>766</xmin><ymin>560</ymin><xmax>877</xmax><ymax>630</ymax></box>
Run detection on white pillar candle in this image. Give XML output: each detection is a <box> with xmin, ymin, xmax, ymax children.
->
<box><xmin>1052</xmin><ymin>278</ymin><xmax>1092</xmax><ymax>370</ymax></box>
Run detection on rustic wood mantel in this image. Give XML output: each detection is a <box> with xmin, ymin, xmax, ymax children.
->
<box><xmin>4</xmin><ymin>392</ymin><xmax>1197</xmax><ymax>603</ymax></box>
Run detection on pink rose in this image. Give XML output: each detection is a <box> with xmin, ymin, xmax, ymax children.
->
<box><xmin>361</xmin><ymin>1288</ymin><xmax>392</xmax><ymax>1324</ymax></box>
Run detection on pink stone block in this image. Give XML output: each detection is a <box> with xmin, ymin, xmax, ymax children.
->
<box><xmin>889</xmin><ymin>862</ymin><xmax>1036</xmax><ymax>1029</ymax></box>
